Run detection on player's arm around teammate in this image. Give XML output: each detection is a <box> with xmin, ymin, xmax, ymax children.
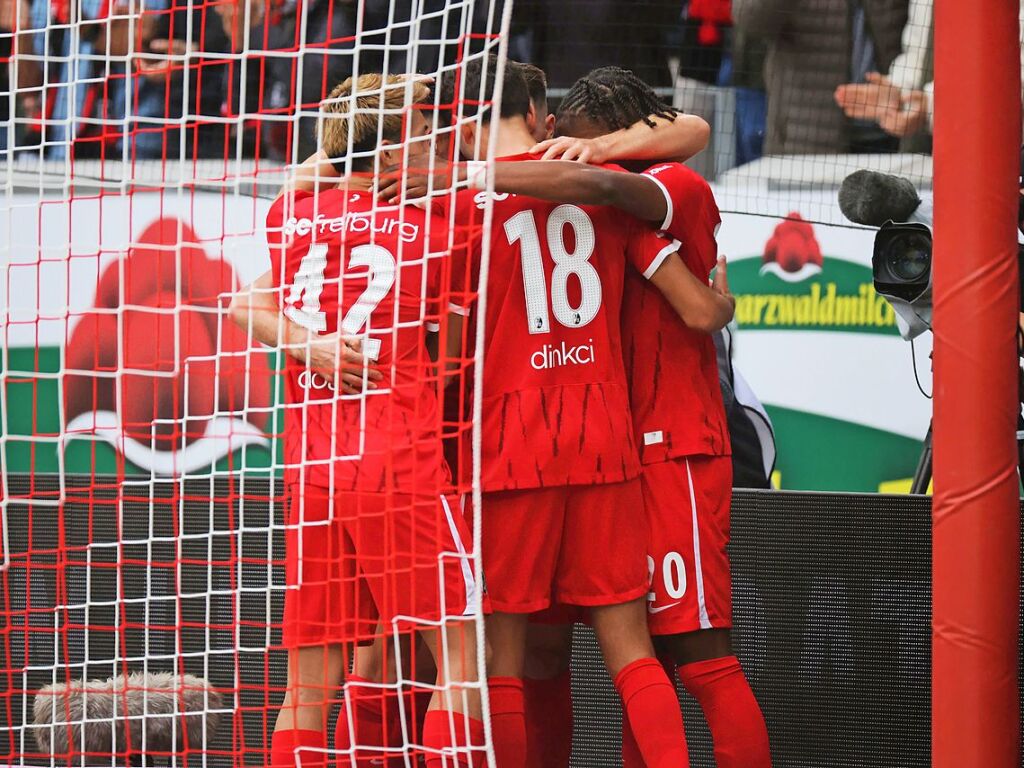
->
<box><xmin>378</xmin><ymin>63</ymin><xmax>707</xmax><ymax>206</ymax></box>
<box><xmin>439</xmin><ymin>58</ymin><xmax>691</xmax><ymax>768</ymax></box>
<box><xmin>379</xmin><ymin>162</ymin><xmax>734</xmax><ymax>335</ymax></box>
<box><xmin>378</xmin><ymin>85</ymin><xmax>732</xmax><ymax>338</ymax></box>
<box><xmin>474</xmin><ymin>157</ymin><xmax>737</xmax><ymax>334</ymax></box>
<box><xmin>531</xmin><ymin>108</ymin><xmax>710</xmax><ymax>165</ymax></box>
<box><xmin>231</xmin><ymin>151</ymin><xmax>383</xmax><ymax>397</ymax></box>
<box><xmin>229</xmin><ymin>267</ymin><xmax>383</xmax><ymax>396</ymax></box>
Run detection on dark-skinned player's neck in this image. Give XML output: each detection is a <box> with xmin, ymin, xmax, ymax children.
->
<box><xmin>490</xmin><ymin>117</ymin><xmax>536</xmax><ymax>157</ymax></box>
<box><xmin>555</xmin><ymin>113</ymin><xmax>609</xmax><ymax>141</ymax></box>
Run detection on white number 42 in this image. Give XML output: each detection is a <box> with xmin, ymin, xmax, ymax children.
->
<box><xmin>284</xmin><ymin>243</ymin><xmax>396</xmax><ymax>361</ymax></box>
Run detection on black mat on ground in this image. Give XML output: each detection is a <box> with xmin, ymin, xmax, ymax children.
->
<box><xmin>1</xmin><ymin>476</ymin><xmax>1015</xmax><ymax>766</ymax></box>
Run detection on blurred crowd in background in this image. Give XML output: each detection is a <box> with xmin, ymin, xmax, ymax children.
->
<box><xmin>0</xmin><ymin>0</ymin><xmax>1006</xmax><ymax>170</ymax></box>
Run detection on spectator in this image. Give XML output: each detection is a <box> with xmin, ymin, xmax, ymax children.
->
<box><xmin>214</xmin><ymin>0</ymin><xmax>274</xmax><ymax>157</ymax></box>
<box><xmin>732</xmin><ymin>0</ymin><xmax>908</xmax><ymax>155</ymax></box>
<box><xmin>834</xmin><ymin>1</ymin><xmax>1024</xmax><ymax>143</ymax></box>
<box><xmin>127</xmin><ymin>0</ymin><xmax>232</xmax><ymax>159</ymax></box>
<box><xmin>127</xmin><ymin>0</ymin><xmax>193</xmax><ymax>159</ymax></box>
<box><xmin>834</xmin><ymin>0</ymin><xmax>932</xmax><ymax>146</ymax></box>
<box><xmin>677</xmin><ymin>0</ymin><xmax>727</xmax><ymax>87</ymax></box>
<box><xmin>0</xmin><ymin>12</ymin><xmax>7</xmax><ymax>155</ymax></box>
<box><xmin>417</xmin><ymin>0</ymin><xmax>514</xmax><ymax>74</ymax></box>
<box><xmin>220</xmin><ymin>0</ymin><xmax>410</xmax><ymax>162</ymax></box>
<box><xmin>13</xmin><ymin>0</ymin><xmax>231</xmax><ymax>160</ymax></box>
<box><xmin>730</xmin><ymin>25</ymin><xmax>769</xmax><ymax>164</ymax></box>
<box><xmin>0</xmin><ymin>0</ymin><xmax>33</xmax><ymax>155</ymax></box>
<box><xmin>20</xmin><ymin>0</ymin><xmax>132</xmax><ymax>159</ymax></box>
<box><xmin>221</xmin><ymin>0</ymin><xmax>512</xmax><ymax>160</ymax></box>
<box><xmin>674</xmin><ymin>3</ymin><xmax>768</xmax><ymax>169</ymax></box>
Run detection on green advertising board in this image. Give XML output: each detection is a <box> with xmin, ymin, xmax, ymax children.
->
<box><xmin>2</xmin><ymin>172</ymin><xmax>931</xmax><ymax>492</ymax></box>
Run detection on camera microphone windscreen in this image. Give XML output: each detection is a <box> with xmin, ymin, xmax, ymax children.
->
<box><xmin>33</xmin><ymin>671</ymin><xmax>222</xmax><ymax>761</ymax></box>
<box><xmin>838</xmin><ymin>170</ymin><xmax>922</xmax><ymax>227</ymax></box>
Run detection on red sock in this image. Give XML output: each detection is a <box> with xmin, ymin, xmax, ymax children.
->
<box><xmin>621</xmin><ymin>717</ymin><xmax>643</xmax><ymax>768</ymax></box>
<box><xmin>614</xmin><ymin>658</ymin><xmax>689</xmax><ymax>768</ymax></box>
<box><xmin>678</xmin><ymin>656</ymin><xmax>771</xmax><ymax>768</ymax></box>
<box><xmin>621</xmin><ymin>657</ymin><xmax>676</xmax><ymax>768</ymax></box>
<box><xmin>397</xmin><ymin>684</ymin><xmax>435</xmax><ymax>746</ymax></box>
<box><xmin>334</xmin><ymin>676</ymin><xmax>392</xmax><ymax>767</ymax></box>
<box><xmin>524</xmin><ymin>671</ymin><xmax>573</xmax><ymax>768</ymax></box>
<box><xmin>422</xmin><ymin>710</ymin><xmax>486</xmax><ymax>768</ymax></box>
<box><xmin>384</xmin><ymin>684</ymin><xmax>436</xmax><ymax>765</ymax></box>
<box><xmin>272</xmin><ymin>728</ymin><xmax>327</xmax><ymax>768</ymax></box>
<box><xmin>487</xmin><ymin>677</ymin><xmax>526</xmax><ymax>768</ymax></box>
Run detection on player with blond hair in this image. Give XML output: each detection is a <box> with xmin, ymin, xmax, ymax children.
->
<box><xmin>232</xmin><ymin>73</ymin><xmax>484</xmax><ymax>768</ymax></box>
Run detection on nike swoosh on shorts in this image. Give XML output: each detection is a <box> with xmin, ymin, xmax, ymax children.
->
<box><xmin>648</xmin><ymin>602</ymin><xmax>681</xmax><ymax>615</ymax></box>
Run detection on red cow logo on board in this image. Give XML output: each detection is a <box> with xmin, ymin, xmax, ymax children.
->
<box><xmin>760</xmin><ymin>212</ymin><xmax>824</xmax><ymax>282</ymax></box>
<box><xmin>64</xmin><ymin>217</ymin><xmax>271</xmax><ymax>474</ymax></box>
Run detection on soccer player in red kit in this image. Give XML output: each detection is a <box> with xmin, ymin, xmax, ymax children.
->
<box><xmin>232</xmin><ymin>74</ymin><xmax>484</xmax><ymax>768</ymax></box>
<box><xmin>435</xmin><ymin>56</ymin><xmax>737</xmax><ymax>768</ymax></box>
<box><xmin>460</xmin><ymin>67</ymin><xmax>773</xmax><ymax>768</ymax></box>
<box><xmin>513</xmin><ymin>60</ymin><xmax>556</xmax><ymax>143</ymax></box>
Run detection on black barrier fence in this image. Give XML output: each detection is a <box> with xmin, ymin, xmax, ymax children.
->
<box><xmin>0</xmin><ymin>476</ymin><xmax>1016</xmax><ymax>766</ymax></box>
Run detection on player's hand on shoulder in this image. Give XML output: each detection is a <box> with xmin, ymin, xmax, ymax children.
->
<box><xmin>530</xmin><ymin>135</ymin><xmax>609</xmax><ymax>164</ymax></box>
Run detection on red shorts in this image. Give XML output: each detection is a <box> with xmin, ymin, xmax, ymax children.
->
<box><xmin>642</xmin><ymin>455</ymin><xmax>733</xmax><ymax>636</ymax></box>
<box><xmin>282</xmin><ymin>481</ymin><xmax>479</xmax><ymax>648</ymax></box>
<box><xmin>481</xmin><ymin>479</ymin><xmax>648</xmax><ymax>613</ymax></box>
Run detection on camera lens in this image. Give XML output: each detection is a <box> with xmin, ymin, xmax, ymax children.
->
<box><xmin>885</xmin><ymin>232</ymin><xmax>931</xmax><ymax>282</ymax></box>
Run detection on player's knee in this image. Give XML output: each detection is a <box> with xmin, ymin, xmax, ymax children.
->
<box><xmin>523</xmin><ymin>642</ymin><xmax>571</xmax><ymax>679</ymax></box>
<box><xmin>484</xmin><ymin>637</ymin><xmax>494</xmax><ymax>669</ymax></box>
<box><xmin>289</xmin><ymin>683</ymin><xmax>334</xmax><ymax>707</ymax></box>
<box><xmin>352</xmin><ymin>643</ymin><xmax>385</xmax><ymax>682</ymax></box>
<box><xmin>590</xmin><ymin>605</ymin><xmax>656</xmax><ymax>675</ymax></box>
<box><xmin>288</xmin><ymin>644</ymin><xmax>344</xmax><ymax>688</ymax></box>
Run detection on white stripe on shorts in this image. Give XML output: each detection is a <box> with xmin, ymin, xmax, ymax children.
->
<box><xmin>441</xmin><ymin>495</ymin><xmax>477</xmax><ymax>616</ymax></box>
<box><xmin>685</xmin><ymin>459</ymin><xmax>713</xmax><ymax>629</ymax></box>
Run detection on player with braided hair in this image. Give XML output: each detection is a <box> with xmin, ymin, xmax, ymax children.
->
<box><xmin>529</xmin><ymin>65</ymin><xmax>708</xmax><ymax>165</ymax></box>
<box><xmin>557</xmin><ymin>65</ymin><xmax>678</xmax><ymax>133</ymax></box>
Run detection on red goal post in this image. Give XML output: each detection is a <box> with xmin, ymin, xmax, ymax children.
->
<box><xmin>932</xmin><ymin>1</ymin><xmax>1022</xmax><ymax>765</ymax></box>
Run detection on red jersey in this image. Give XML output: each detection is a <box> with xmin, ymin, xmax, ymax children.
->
<box><xmin>622</xmin><ymin>162</ymin><xmax>730</xmax><ymax>464</ymax></box>
<box><xmin>452</xmin><ymin>153</ymin><xmax>680</xmax><ymax>491</ymax></box>
<box><xmin>266</xmin><ymin>189</ymin><xmax>461</xmax><ymax>494</ymax></box>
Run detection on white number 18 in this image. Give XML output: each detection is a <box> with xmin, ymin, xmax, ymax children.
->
<box><xmin>504</xmin><ymin>204</ymin><xmax>603</xmax><ymax>334</ymax></box>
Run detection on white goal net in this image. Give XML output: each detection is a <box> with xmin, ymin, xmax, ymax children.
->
<box><xmin>1</xmin><ymin>1</ymin><xmax>510</xmax><ymax>765</ymax></box>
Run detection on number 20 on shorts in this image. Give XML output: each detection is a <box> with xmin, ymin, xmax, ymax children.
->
<box><xmin>648</xmin><ymin>551</ymin><xmax>688</xmax><ymax>602</ymax></box>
